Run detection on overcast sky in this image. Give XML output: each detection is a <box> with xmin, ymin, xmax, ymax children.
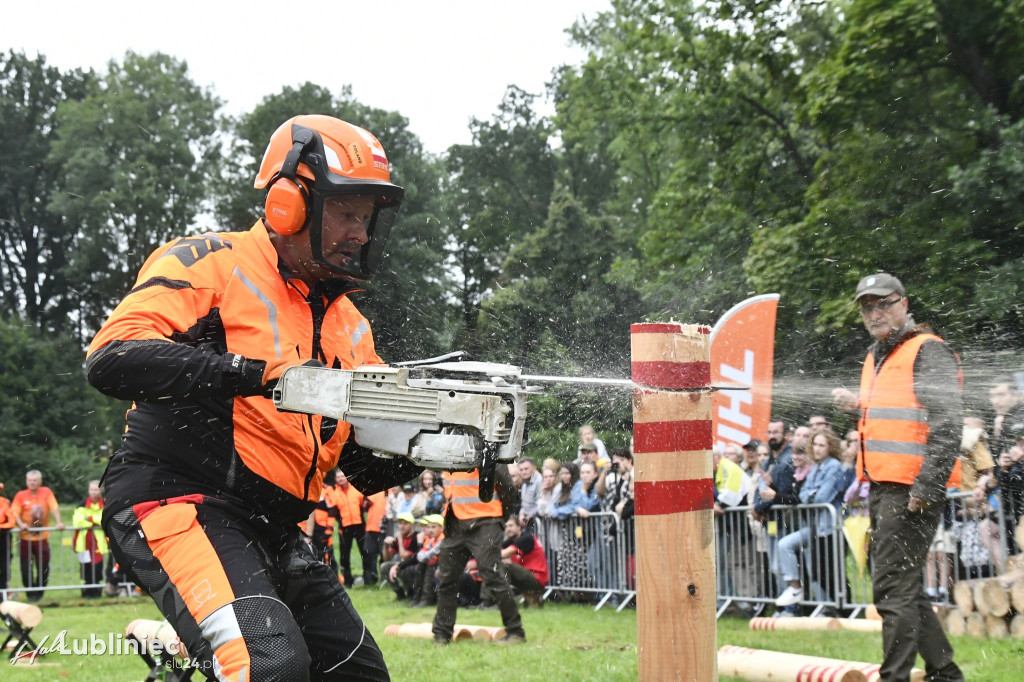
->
<box><xmin>2</xmin><ymin>1</ymin><xmax>610</xmax><ymax>154</ymax></box>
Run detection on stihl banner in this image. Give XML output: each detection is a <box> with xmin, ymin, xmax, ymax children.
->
<box><xmin>710</xmin><ymin>294</ymin><xmax>779</xmax><ymax>453</ymax></box>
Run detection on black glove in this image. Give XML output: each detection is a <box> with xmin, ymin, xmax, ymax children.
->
<box><xmin>234</xmin><ymin>356</ymin><xmax>325</xmax><ymax>398</ymax></box>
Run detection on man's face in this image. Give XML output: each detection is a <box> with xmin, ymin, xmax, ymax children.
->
<box><xmin>793</xmin><ymin>426</ymin><xmax>811</xmax><ymax>443</ymax></box>
<box><xmin>505</xmin><ymin>517</ymin><xmax>521</xmax><ymax>540</ymax></box>
<box><xmin>858</xmin><ymin>293</ymin><xmax>909</xmax><ymax>341</ymax></box>
<box><xmin>613</xmin><ymin>454</ymin><xmax>632</xmax><ymax>472</ymax></box>
<box><xmin>808</xmin><ymin>416</ymin><xmax>828</xmax><ymax>431</ymax></box>
<box><xmin>724</xmin><ymin>445</ymin><xmax>743</xmax><ymax>464</ymax></box>
<box><xmin>508</xmin><ymin>463</ymin><xmax>522</xmax><ymax>488</ymax></box>
<box><xmin>766</xmin><ymin>422</ymin><xmax>785</xmax><ymax>450</ymax></box>
<box><xmin>519</xmin><ymin>461</ymin><xmax>536</xmax><ymax>479</ymax></box>
<box><xmin>990</xmin><ymin>384</ymin><xmax>1020</xmax><ymax>416</ymax></box>
<box><xmin>581</xmin><ymin>449</ymin><xmax>597</xmax><ymax>462</ymax></box>
<box><xmin>26</xmin><ymin>473</ymin><xmax>41</xmax><ymax>491</ymax></box>
<box><xmin>272</xmin><ymin>194</ymin><xmax>374</xmax><ymax>284</ymax></box>
<box><xmin>88</xmin><ymin>482</ymin><xmax>102</xmax><ymax>500</ymax></box>
<box><xmin>335</xmin><ymin>470</ymin><xmax>348</xmax><ymax>488</ymax></box>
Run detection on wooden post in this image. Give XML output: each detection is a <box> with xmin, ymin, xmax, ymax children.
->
<box><xmin>631</xmin><ymin>322</ymin><xmax>715</xmax><ymax>681</ymax></box>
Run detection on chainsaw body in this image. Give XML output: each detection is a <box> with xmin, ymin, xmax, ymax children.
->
<box><xmin>272</xmin><ymin>361</ymin><xmax>535</xmax><ymax>498</ymax></box>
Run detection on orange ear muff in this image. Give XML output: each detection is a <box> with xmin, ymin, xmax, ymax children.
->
<box><xmin>264</xmin><ymin>178</ymin><xmax>308</xmax><ymax>235</ymax></box>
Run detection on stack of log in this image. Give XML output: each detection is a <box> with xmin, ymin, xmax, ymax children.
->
<box><xmin>944</xmin><ymin>567</ymin><xmax>1024</xmax><ymax>638</ymax></box>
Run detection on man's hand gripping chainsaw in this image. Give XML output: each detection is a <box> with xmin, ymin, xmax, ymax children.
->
<box><xmin>272</xmin><ymin>357</ymin><xmax>539</xmax><ymax>502</ymax></box>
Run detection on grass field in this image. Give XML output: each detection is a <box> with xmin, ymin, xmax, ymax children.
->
<box><xmin>3</xmin><ymin>585</ymin><xmax>1024</xmax><ymax>681</ymax></box>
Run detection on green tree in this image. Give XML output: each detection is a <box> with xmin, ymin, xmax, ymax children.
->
<box><xmin>443</xmin><ymin>86</ymin><xmax>557</xmax><ymax>353</ymax></box>
<box><xmin>0</xmin><ymin>316</ymin><xmax>124</xmax><ymax>501</ymax></box>
<box><xmin>48</xmin><ymin>51</ymin><xmax>222</xmax><ymax>337</ymax></box>
<box><xmin>0</xmin><ymin>51</ymin><xmax>92</xmax><ymax>334</ymax></box>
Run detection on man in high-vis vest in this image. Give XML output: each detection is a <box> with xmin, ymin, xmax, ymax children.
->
<box><xmin>833</xmin><ymin>273</ymin><xmax>964</xmax><ymax>682</ymax></box>
<box><xmin>432</xmin><ymin>467</ymin><xmax>524</xmax><ymax>645</ymax></box>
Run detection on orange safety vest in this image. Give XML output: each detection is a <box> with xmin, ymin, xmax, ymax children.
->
<box><xmin>364</xmin><ymin>492</ymin><xmax>387</xmax><ymax>533</ymax></box>
<box><xmin>0</xmin><ymin>497</ymin><xmax>16</xmax><ymax>529</ymax></box>
<box><xmin>421</xmin><ymin>531</ymin><xmax>444</xmax><ymax>565</ymax></box>
<box><xmin>857</xmin><ymin>332</ymin><xmax>962</xmax><ymax>487</ymax></box>
<box><xmin>443</xmin><ymin>470</ymin><xmax>503</xmax><ymax>521</ymax></box>
<box><xmin>329</xmin><ymin>484</ymin><xmax>365</xmax><ymax>528</ymax></box>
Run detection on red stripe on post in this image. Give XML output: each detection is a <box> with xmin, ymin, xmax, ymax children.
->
<box><xmin>631</xmin><ymin>360</ymin><xmax>711</xmax><ymax>390</ymax></box>
<box><xmin>634</xmin><ymin>478</ymin><xmax>714</xmax><ymax>515</ymax></box>
<box><xmin>630</xmin><ymin>323</ymin><xmax>711</xmax><ymax>335</ymax></box>
<box><xmin>633</xmin><ymin>419</ymin><xmax>713</xmax><ymax>453</ymax></box>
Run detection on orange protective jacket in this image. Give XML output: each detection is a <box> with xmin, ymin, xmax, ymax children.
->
<box><xmin>444</xmin><ymin>471</ymin><xmax>503</xmax><ymax>521</ymax></box>
<box><xmin>86</xmin><ymin>220</ymin><xmax>383</xmax><ymax>524</ymax></box>
<box><xmin>858</xmin><ymin>332</ymin><xmax>962</xmax><ymax>488</ymax></box>
<box><xmin>364</xmin><ymin>492</ymin><xmax>387</xmax><ymax>533</ymax></box>
<box><xmin>0</xmin><ymin>497</ymin><xmax>16</xmax><ymax>530</ymax></box>
<box><xmin>329</xmin><ymin>484</ymin><xmax>365</xmax><ymax>528</ymax></box>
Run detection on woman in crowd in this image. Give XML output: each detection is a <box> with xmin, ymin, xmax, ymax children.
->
<box><xmin>550</xmin><ymin>462</ymin><xmax>596</xmax><ymax>593</ymax></box>
<box><xmin>416</xmin><ymin>469</ymin><xmax>444</xmax><ymax>516</ymax></box>
<box><xmin>535</xmin><ymin>463</ymin><xmax>562</xmax><ymax>585</ymax></box>
<box><xmin>774</xmin><ymin>432</ymin><xmax>844</xmax><ymax>614</ymax></box>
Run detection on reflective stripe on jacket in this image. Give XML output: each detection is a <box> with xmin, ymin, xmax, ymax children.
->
<box><xmin>857</xmin><ymin>332</ymin><xmax>961</xmax><ymax>487</ymax></box>
<box><xmin>443</xmin><ymin>471</ymin><xmax>503</xmax><ymax>520</ymax></box>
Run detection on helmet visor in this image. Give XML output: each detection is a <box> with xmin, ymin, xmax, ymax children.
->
<box><xmin>308</xmin><ymin>189</ymin><xmax>401</xmax><ymax>280</ymax></box>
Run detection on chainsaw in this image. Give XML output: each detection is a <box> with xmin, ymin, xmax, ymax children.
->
<box><xmin>273</xmin><ymin>353</ymin><xmax>540</xmax><ymax>502</ymax></box>
<box><xmin>273</xmin><ymin>352</ymin><xmax>739</xmax><ymax>502</ymax></box>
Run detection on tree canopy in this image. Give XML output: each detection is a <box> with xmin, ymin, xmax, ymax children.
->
<box><xmin>3</xmin><ymin>1</ymin><xmax>1024</xmax><ymax>485</ymax></box>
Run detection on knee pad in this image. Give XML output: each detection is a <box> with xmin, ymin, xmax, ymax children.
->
<box><xmin>205</xmin><ymin>596</ymin><xmax>310</xmax><ymax>682</ymax></box>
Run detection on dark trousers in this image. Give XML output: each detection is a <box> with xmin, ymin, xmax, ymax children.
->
<box><xmin>503</xmin><ymin>561</ymin><xmax>543</xmax><ymax>595</ymax></box>
<box><xmin>870</xmin><ymin>484</ymin><xmax>963</xmax><ymax>682</ymax></box>
<box><xmin>432</xmin><ymin>516</ymin><xmax>523</xmax><ymax>641</ymax></box>
<box><xmin>105</xmin><ymin>500</ymin><xmax>388</xmax><ymax>681</ymax></box>
<box><xmin>0</xmin><ymin>530</ymin><xmax>10</xmax><ymax>593</ymax></box>
<box><xmin>19</xmin><ymin>538</ymin><xmax>50</xmax><ymax>601</ymax></box>
<box><xmin>80</xmin><ymin>557</ymin><xmax>105</xmax><ymax>598</ymax></box>
<box><xmin>337</xmin><ymin>523</ymin><xmax>368</xmax><ymax>587</ymax></box>
<box><xmin>362</xmin><ymin>531</ymin><xmax>383</xmax><ymax>584</ymax></box>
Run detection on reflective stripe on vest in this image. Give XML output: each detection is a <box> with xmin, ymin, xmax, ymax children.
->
<box><xmin>857</xmin><ymin>332</ymin><xmax>961</xmax><ymax>487</ymax></box>
<box><xmin>444</xmin><ymin>471</ymin><xmax>503</xmax><ymax>520</ymax></box>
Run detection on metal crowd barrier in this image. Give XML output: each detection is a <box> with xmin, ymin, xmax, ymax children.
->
<box><xmin>0</xmin><ymin>525</ymin><xmax>135</xmax><ymax>600</ymax></box>
<box><xmin>536</xmin><ymin>488</ymin><xmax>1020</xmax><ymax>617</ymax></box>
<box><xmin>536</xmin><ymin>512</ymin><xmax>635</xmax><ymax>611</ymax></box>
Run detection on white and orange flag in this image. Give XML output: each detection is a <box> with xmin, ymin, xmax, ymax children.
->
<box><xmin>710</xmin><ymin>294</ymin><xmax>779</xmax><ymax>453</ymax></box>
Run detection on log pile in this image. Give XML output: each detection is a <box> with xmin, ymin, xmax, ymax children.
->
<box><xmin>945</xmin><ymin>567</ymin><xmax>1024</xmax><ymax>639</ymax></box>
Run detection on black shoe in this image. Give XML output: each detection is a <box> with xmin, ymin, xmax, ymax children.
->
<box><xmin>433</xmin><ymin>635</ymin><xmax>450</xmax><ymax>646</ymax></box>
<box><xmin>478</xmin><ymin>599</ymin><xmax>498</xmax><ymax>610</ymax></box>
<box><xmin>495</xmin><ymin>630</ymin><xmax>526</xmax><ymax>645</ymax></box>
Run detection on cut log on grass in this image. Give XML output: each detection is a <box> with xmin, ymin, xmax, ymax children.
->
<box><xmin>124</xmin><ymin>619</ymin><xmax>185</xmax><ymax>658</ymax></box>
<box><xmin>945</xmin><ymin>608</ymin><xmax>967</xmax><ymax>637</ymax></box>
<box><xmin>383</xmin><ymin>623</ymin><xmax>475</xmax><ymax>641</ymax></box>
<box><xmin>0</xmin><ymin>601</ymin><xmax>42</xmax><ymax>628</ymax></box>
<box><xmin>985</xmin><ymin>614</ymin><xmax>1009</xmax><ymax>639</ymax></box>
<box><xmin>834</xmin><ymin>619</ymin><xmax>883</xmax><ymax>633</ymax></box>
<box><xmin>718</xmin><ymin>645</ymin><xmax>925</xmax><ymax>682</ymax></box>
<box><xmin>749</xmin><ymin>617</ymin><xmax>840</xmax><ymax>631</ymax></box>
<box><xmin>965</xmin><ymin>612</ymin><xmax>987</xmax><ymax>638</ymax></box>
<box><xmin>1009</xmin><ymin>614</ymin><xmax>1024</xmax><ymax>638</ymax></box>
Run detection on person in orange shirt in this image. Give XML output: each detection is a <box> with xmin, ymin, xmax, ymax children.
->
<box><xmin>0</xmin><ymin>482</ymin><xmax>17</xmax><ymax>597</ymax></box>
<box><xmin>11</xmin><ymin>470</ymin><xmax>63</xmax><ymax>602</ymax></box>
<box><xmin>362</xmin><ymin>490</ymin><xmax>388</xmax><ymax>586</ymax></box>
<box><xmin>329</xmin><ymin>469</ymin><xmax>371</xmax><ymax>588</ymax></box>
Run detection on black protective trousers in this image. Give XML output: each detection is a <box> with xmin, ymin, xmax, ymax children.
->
<box><xmin>104</xmin><ymin>498</ymin><xmax>388</xmax><ymax>682</ymax></box>
<box><xmin>869</xmin><ymin>483</ymin><xmax>964</xmax><ymax>682</ymax></box>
